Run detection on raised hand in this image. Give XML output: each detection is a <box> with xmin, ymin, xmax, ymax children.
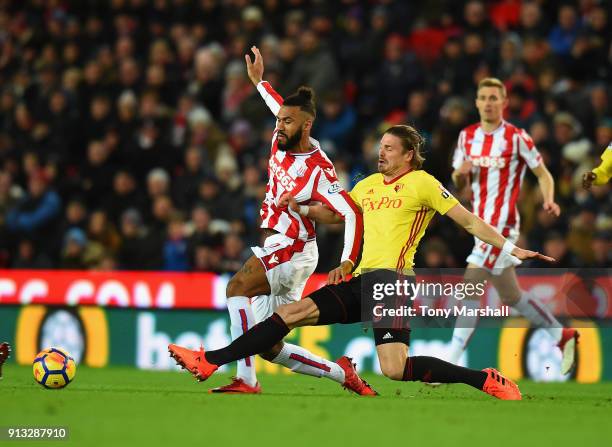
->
<box><xmin>245</xmin><ymin>45</ymin><xmax>264</xmax><ymax>85</ymax></box>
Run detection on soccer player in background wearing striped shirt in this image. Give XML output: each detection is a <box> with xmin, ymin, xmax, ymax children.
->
<box><xmin>448</xmin><ymin>77</ymin><xmax>579</xmax><ymax>374</ymax></box>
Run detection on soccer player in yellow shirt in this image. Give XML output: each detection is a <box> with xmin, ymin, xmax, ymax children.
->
<box><xmin>169</xmin><ymin>125</ymin><xmax>553</xmax><ymax>399</ymax></box>
<box><xmin>583</xmin><ymin>142</ymin><xmax>612</xmax><ymax>188</ymax></box>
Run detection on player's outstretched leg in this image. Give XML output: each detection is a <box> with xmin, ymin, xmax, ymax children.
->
<box><xmin>169</xmin><ymin>310</ymin><xmax>293</xmax><ymax>382</ymax></box>
<box><xmin>402</xmin><ymin>356</ymin><xmax>521</xmax><ymax>400</ymax></box>
<box><xmin>209</xmin><ymin>341</ymin><xmax>348</xmax><ymax>394</ymax></box>
<box><xmin>377</xmin><ymin>344</ymin><xmax>521</xmax><ymax>400</ymax></box>
<box><xmin>0</xmin><ymin>342</ymin><xmax>12</xmax><ymax>379</ymax></box>
<box><xmin>268</xmin><ymin>342</ymin><xmax>345</xmax><ymax>382</ymax></box>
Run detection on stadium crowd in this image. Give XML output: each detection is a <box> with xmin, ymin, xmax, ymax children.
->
<box><xmin>0</xmin><ymin>0</ymin><xmax>610</xmax><ymax>273</ymax></box>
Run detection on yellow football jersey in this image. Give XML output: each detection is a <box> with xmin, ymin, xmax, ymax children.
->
<box><xmin>349</xmin><ymin>170</ymin><xmax>459</xmax><ymax>274</ymax></box>
<box><xmin>592</xmin><ymin>142</ymin><xmax>611</xmax><ymax>185</ymax></box>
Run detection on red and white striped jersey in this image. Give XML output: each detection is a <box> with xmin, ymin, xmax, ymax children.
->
<box><xmin>256</xmin><ymin>81</ymin><xmax>363</xmax><ymax>264</ymax></box>
<box><xmin>452</xmin><ymin>120</ymin><xmax>542</xmax><ymax>234</ymax></box>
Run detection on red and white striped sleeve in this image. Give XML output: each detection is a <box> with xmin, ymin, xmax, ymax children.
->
<box><xmin>516</xmin><ymin>128</ymin><xmax>542</xmax><ymax>169</ymax></box>
<box><xmin>311</xmin><ymin>168</ymin><xmax>363</xmax><ymax>265</ymax></box>
<box><xmin>256</xmin><ymin>81</ymin><xmax>284</xmax><ymax>116</ymax></box>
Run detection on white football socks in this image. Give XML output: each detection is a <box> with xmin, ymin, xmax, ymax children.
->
<box><xmin>447</xmin><ymin>299</ymin><xmax>480</xmax><ymax>364</ymax></box>
<box><xmin>227</xmin><ymin>296</ymin><xmax>257</xmax><ymax>386</ymax></box>
<box><xmin>448</xmin><ymin>291</ymin><xmax>564</xmax><ymax>365</ymax></box>
<box><xmin>513</xmin><ymin>291</ymin><xmax>563</xmax><ymax>342</ymax></box>
<box><xmin>272</xmin><ymin>342</ymin><xmax>345</xmax><ymax>384</ymax></box>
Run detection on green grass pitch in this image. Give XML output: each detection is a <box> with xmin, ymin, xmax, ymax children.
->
<box><xmin>2</xmin><ymin>365</ymin><xmax>611</xmax><ymax>447</ymax></box>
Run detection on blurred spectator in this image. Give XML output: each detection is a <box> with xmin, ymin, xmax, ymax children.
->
<box><xmin>222</xmin><ymin>62</ymin><xmax>254</xmax><ymax>124</ymax></box>
<box><xmin>103</xmin><ymin>170</ymin><xmax>146</xmax><ymax>226</ymax></box>
<box><xmin>87</xmin><ymin>210</ymin><xmax>121</xmax><ymax>257</ymax></box>
<box><xmin>60</xmin><ymin>197</ymin><xmax>88</xmax><ymax>234</ymax></box>
<box><xmin>518</xmin><ymin>1</ymin><xmax>550</xmax><ymax>40</ymax></box>
<box><xmin>313</xmin><ymin>91</ymin><xmax>357</xmax><ymax>154</ymax></box>
<box><xmin>218</xmin><ymin>232</ymin><xmax>248</xmax><ymax>274</ymax></box>
<box><xmin>163</xmin><ymin>212</ymin><xmax>189</xmax><ymax>271</ymax></box>
<box><xmin>196</xmin><ymin>177</ymin><xmax>230</xmax><ymax>221</ymax></box>
<box><xmin>377</xmin><ymin>34</ymin><xmax>424</xmax><ymax>116</ymax></box>
<box><xmin>80</xmin><ymin>140</ymin><xmax>115</xmax><ymax>208</ymax></box>
<box><xmin>11</xmin><ymin>239</ymin><xmax>52</xmax><ymax>269</ymax></box>
<box><xmin>187</xmin><ymin>205</ymin><xmax>220</xmax><ymax>266</ymax></box>
<box><xmin>505</xmin><ymin>84</ymin><xmax>538</xmax><ymax>129</ymax></box>
<box><xmin>588</xmin><ymin>230</ymin><xmax>611</xmax><ymax>268</ymax></box>
<box><xmin>528</xmin><ymin>231</ymin><xmax>580</xmax><ymax>268</ymax></box>
<box><xmin>284</xmin><ymin>29</ymin><xmax>340</xmax><ymax>95</ymax></box>
<box><xmin>549</xmin><ymin>4</ymin><xmax>582</xmax><ymax>57</ymax></box>
<box><xmin>463</xmin><ymin>0</ymin><xmax>499</xmax><ymax>46</ymax></box>
<box><xmin>432</xmin><ymin>36</ymin><xmax>471</xmax><ymax>97</ymax></box>
<box><xmin>174</xmin><ymin>146</ymin><xmax>207</xmax><ymax>212</ymax></box>
<box><xmin>192</xmin><ymin>244</ymin><xmax>220</xmax><ymax>272</ymax></box>
<box><xmin>6</xmin><ymin>170</ymin><xmax>61</xmax><ymax>259</ymax></box>
<box><xmin>420</xmin><ymin>237</ymin><xmax>453</xmax><ymax>268</ymax></box>
<box><xmin>117</xmin><ymin>208</ymin><xmax>162</xmax><ymax>270</ymax></box>
<box><xmin>60</xmin><ymin>228</ymin><xmax>90</xmax><ymax>269</ymax></box>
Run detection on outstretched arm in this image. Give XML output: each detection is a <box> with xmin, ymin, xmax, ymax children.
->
<box><xmin>531</xmin><ymin>163</ymin><xmax>561</xmax><ymax>216</ymax></box>
<box><xmin>445</xmin><ymin>203</ymin><xmax>554</xmax><ymax>262</ymax></box>
<box><xmin>245</xmin><ymin>45</ymin><xmax>283</xmax><ymax>116</ymax></box>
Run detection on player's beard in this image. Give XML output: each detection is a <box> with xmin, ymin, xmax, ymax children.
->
<box><xmin>277</xmin><ymin>126</ymin><xmax>303</xmax><ymax>151</ymax></box>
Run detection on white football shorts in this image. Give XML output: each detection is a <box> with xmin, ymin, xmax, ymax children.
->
<box><xmin>466</xmin><ymin>228</ymin><xmax>521</xmax><ymax>275</ymax></box>
<box><xmin>251</xmin><ymin>233</ymin><xmax>318</xmax><ymax>322</ymax></box>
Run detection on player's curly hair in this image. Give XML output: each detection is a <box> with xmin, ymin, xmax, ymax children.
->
<box><xmin>384</xmin><ymin>125</ymin><xmax>426</xmax><ymax>169</ymax></box>
<box><xmin>283</xmin><ymin>86</ymin><xmax>316</xmax><ymax>119</ymax></box>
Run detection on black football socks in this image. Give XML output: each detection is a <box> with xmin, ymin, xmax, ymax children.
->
<box><xmin>205</xmin><ymin>313</ymin><xmax>290</xmax><ymax>366</ymax></box>
<box><xmin>403</xmin><ymin>356</ymin><xmax>487</xmax><ymax>389</ymax></box>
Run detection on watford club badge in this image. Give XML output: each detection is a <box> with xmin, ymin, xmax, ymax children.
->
<box><xmin>394</xmin><ymin>183</ymin><xmax>404</xmax><ymax>193</ymax></box>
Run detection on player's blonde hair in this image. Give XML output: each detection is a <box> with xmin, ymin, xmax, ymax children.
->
<box><xmin>477</xmin><ymin>77</ymin><xmax>507</xmax><ymax>97</ymax></box>
<box><xmin>384</xmin><ymin>125</ymin><xmax>425</xmax><ymax>169</ymax></box>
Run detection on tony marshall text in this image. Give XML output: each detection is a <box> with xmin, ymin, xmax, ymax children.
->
<box><xmin>373</xmin><ymin>305</ymin><xmax>510</xmax><ymax>318</ymax></box>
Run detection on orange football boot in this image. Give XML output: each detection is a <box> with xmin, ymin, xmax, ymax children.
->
<box><xmin>336</xmin><ymin>356</ymin><xmax>378</xmax><ymax>396</ymax></box>
<box><xmin>209</xmin><ymin>377</ymin><xmax>262</xmax><ymax>394</ymax></box>
<box><xmin>168</xmin><ymin>344</ymin><xmax>218</xmax><ymax>382</ymax></box>
<box><xmin>481</xmin><ymin>368</ymin><xmax>522</xmax><ymax>400</ymax></box>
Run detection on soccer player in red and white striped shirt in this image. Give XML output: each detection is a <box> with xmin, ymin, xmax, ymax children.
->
<box><xmin>448</xmin><ymin>77</ymin><xmax>579</xmax><ymax>375</ymax></box>
<box><xmin>170</xmin><ymin>47</ymin><xmax>370</xmax><ymax>394</ymax></box>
